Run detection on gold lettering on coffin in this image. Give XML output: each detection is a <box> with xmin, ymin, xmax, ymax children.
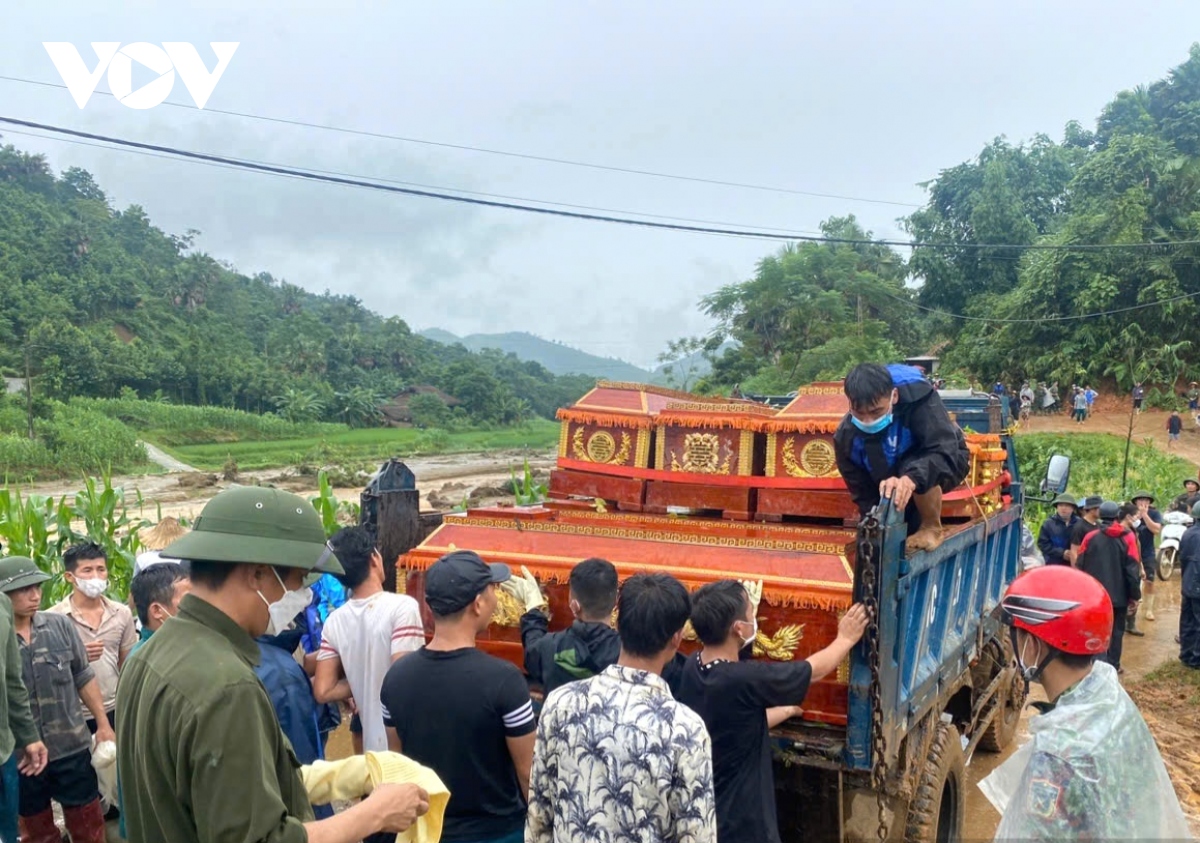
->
<box><xmin>753</xmin><ymin>623</ymin><xmax>805</xmax><ymax>660</ymax></box>
<box><xmin>572</xmin><ymin>428</ymin><xmax>632</xmax><ymax>465</ymax></box>
<box><xmin>781</xmin><ymin>436</ymin><xmax>841</xmax><ymax>479</ymax></box>
<box><xmin>491</xmin><ymin>588</ymin><xmax>525</xmax><ymax>627</ymax></box>
<box><xmin>671</xmin><ymin>432</ymin><xmax>731</xmax><ymax>475</ymax></box>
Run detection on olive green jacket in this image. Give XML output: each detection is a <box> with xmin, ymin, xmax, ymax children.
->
<box><xmin>116</xmin><ymin>593</ymin><xmax>313</xmax><ymax>843</ymax></box>
<box><xmin>1</xmin><ymin>593</ymin><xmax>41</xmax><ymax>764</ymax></box>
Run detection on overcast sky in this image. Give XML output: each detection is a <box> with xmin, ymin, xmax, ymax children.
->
<box><xmin>3</xmin><ymin>2</ymin><xmax>1199</xmax><ymax>368</ymax></box>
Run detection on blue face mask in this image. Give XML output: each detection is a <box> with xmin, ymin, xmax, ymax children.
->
<box><xmin>851</xmin><ymin>410</ymin><xmax>893</xmax><ymax>435</ymax></box>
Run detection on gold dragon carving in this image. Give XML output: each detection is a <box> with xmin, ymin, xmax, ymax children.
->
<box><xmin>781</xmin><ymin>436</ymin><xmax>839</xmax><ymax>479</ymax></box>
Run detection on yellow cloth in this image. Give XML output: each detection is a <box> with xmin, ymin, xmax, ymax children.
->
<box><xmin>300</xmin><ymin>751</ymin><xmax>449</xmax><ymax>843</ymax></box>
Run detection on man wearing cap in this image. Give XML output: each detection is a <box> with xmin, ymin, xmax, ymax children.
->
<box><xmin>1067</xmin><ymin>496</ymin><xmax>1103</xmax><ymax>565</ymax></box>
<box><xmin>1037</xmin><ymin>494</ymin><xmax>1079</xmax><ymax>567</ymax></box>
<box><xmin>380</xmin><ymin>550</ymin><xmax>537</xmax><ymax>843</ymax></box>
<box><xmin>1077</xmin><ymin>502</ymin><xmax>1143</xmax><ymax>672</ymax></box>
<box><xmin>0</xmin><ymin>556</ymin><xmax>112</xmax><ymax>843</ymax></box>
<box><xmin>1172</xmin><ymin>479</ymin><xmax>1200</xmax><ymax>514</ymax></box>
<box><xmin>0</xmin><ymin>572</ymin><xmax>48</xmax><ymax>843</ymax></box>
<box><xmin>1130</xmin><ymin>491</ymin><xmax>1162</xmax><ymax>629</ymax></box>
<box><xmin>116</xmin><ymin>486</ymin><xmax>430</xmax><ymax>843</ymax></box>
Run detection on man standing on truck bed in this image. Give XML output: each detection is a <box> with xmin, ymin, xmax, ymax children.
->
<box><xmin>834</xmin><ymin>363</ymin><xmax>970</xmax><ymax>552</ymax></box>
<box><xmin>985</xmin><ymin>566</ymin><xmax>1188</xmax><ymax>840</ymax></box>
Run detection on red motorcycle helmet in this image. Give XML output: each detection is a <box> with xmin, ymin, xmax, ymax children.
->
<box><xmin>998</xmin><ymin>566</ymin><xmax>1112</xmax><ymax>655</ymax></box>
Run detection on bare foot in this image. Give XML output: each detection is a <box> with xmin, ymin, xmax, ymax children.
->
<box><xmin>905</xmin><ymin>526</ymin><xmax>945</xmax><ymax>553</ymax></box>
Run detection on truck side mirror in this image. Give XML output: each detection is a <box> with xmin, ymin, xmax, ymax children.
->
<box><xmin>1040</xmin><ymin>454</ymin><xmax>1071</xmax><ymax>496</ymax></box>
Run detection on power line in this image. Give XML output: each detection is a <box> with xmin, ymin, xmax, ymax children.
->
<box><xmin>0</xmin><ymin>126</ymin><xmax>827</xmax><ymax>240</ymax></box>
<box><xmin>884</xmin><ymin>288</ymin><xmax>1200</xmax><ymax>323</ymax></box>
<box><xmin>0</xmin><ymin>72</ymin><xmax>923</xmax><ymax>209</ymax></box>
<box><xmin>4</xmin><ymin>116</ymin><xmax>1200</xmax><ymax>253</ymax></box>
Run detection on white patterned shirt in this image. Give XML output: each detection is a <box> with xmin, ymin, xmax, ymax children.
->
<box><xmin>526</xmin><ymin>664</ymin><xmax>716</xmax><ymax>843</ymax></box>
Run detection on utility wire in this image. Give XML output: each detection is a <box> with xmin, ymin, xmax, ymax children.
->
<box><xmin>6</xmin><ymin>116</ymin><xmax>1200</xmax><ymax>253</ymax></box>
<box><xmin>0</xmin><ymin>72</ymin><xmax>922</xmax><ymax>208</ymax></box>
<box><xmin>884</xmin><ymin>288</ymin><xmax>1200</xmax><ymax>323</ymax></box>
<box><xmin>0</xmin><ymin>125</ymin><xmax>827</xmax><ymax>239</ymax></box>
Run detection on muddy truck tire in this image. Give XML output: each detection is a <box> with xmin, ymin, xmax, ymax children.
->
<box><xmin>904</xmin><ymin>722</ymin><xmax>964</xmax><ymax>843</ymax></box>
<box><xmin>978</xmin><ymin>666</ymin><xmax>1024</xmax><ymax>752</ymax></box>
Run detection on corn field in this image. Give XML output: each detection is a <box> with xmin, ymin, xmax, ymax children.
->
<box><xmin>0</xmin><ymin>475</ymin><xmax>150</xmax><ymax>604</ymax></box>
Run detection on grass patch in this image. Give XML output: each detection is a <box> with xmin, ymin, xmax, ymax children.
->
<box><xmin>1015</xmin><ymin>432</ymin><xmax>1197</xmax><ymax>524</ymax></box>
<box><xmin>1141</xmin><ymin>660</ymin><xmax>1200</xmax><ymax>698</ymax></box>
<box><xmin>166</xmin><ymin>419</ymin><xmax>562</xmax><ymax>471</ymax></box>
<box><xmin>73</xmin><ymin>396</ymin><xmax>346</xmax><ymax>446</ymax></box>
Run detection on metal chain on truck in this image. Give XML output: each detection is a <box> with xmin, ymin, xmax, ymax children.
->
<box><xmin>859</xmin><ymin>511</ymin><xmax>890</xmax><ymax>843</ymax></box>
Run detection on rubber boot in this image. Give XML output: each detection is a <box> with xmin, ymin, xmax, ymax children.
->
<box><xmin>62</xmin><ymin>798</ymin><xmax>106</xmax><ymax>843</ymax></box>
<box><xmin>1126</xmin><ymin>605</ymin><xmax>1145</xmax><ymax>637</ymax></box>
<box><xmin>1146</xmin><ymin>593</ymin><xmax>1157</xmax><ymax>621</ymax></box>
<box><xmin>17</xmin><ymin>809</ymin><xmax>61</xmax><ymax>843</ymax></box>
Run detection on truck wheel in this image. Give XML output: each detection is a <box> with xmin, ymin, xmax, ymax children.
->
<box><xmin>905</xmin><ymin>722</ymin><xmax>964</xmax><ymax>843</ymax></box>
<box><xmin>978</xmin><ymin>668</ymin><xmax>1023</xmax><ymax>753</ymax></box>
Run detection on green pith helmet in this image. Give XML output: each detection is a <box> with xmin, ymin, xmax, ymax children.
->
<box><xmin>160</xmin><ymin>486</ymin><xmax>343</xmax><ymax>574</ymax></box>
<box><xmin>1050</xmin><ymin>493</ymin><xmax>1077</xmax><ymax>508</ymax></box>
<box><xmin>1130</xmin><ymin>490</ymin><xmax>1155</xmax><ymax>503</ymax></box>
<box><xmin>0</xmin><ymin>556</ymin><xmax>51</xmax><ymax>594</ymax></box>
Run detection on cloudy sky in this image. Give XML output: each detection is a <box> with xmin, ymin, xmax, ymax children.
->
<box><xmin>3</xmin><ymin>2</ymin><xmax>1199</xmax><ymax>368</ymax></box>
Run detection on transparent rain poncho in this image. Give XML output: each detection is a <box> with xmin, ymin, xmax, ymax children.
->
<box><xmin>981</xmin><ymin>661</ymin><xmax>1192</xmax><ymax>841</ymax></box>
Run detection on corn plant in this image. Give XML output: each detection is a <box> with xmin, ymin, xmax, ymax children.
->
<box><xmin>309</xmin><ymin>470</ymin><xmax>361</xmax><ymax>538</ymax></box>
<box><xmin>509</xmin><ymin>459</ymin><xmax>548</xmax><ymax>505</ymax></box>
<box><xmin>0</xmin><ymin>474</ymin><xmax>149</xmax><ymax>604</ymax></box>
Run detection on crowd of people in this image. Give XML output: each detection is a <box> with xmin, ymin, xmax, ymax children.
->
<box><xmin>1036</xmin><ymin>484</ymin><xmax>1200</xmax><ymax>674</ymax></box>
<box><xmin>0</xmin><ymin>359</ymin><xmax>1194</xmax><ymax>842</ymax></box>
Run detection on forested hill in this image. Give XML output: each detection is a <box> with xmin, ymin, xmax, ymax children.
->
<box><xmin>697</xmin><ymin>45</ymin><xmax>1200</xmax><ymax>400</ymax></box>
<box><xmin>0</xmin><ymin>158</ymin><xmax>596</xmax><ymax>424</ymax></box>
<box><xmin>417</xmin><ymin>329</ymin><xmax>653</xmax><ymax>382</ymax></box>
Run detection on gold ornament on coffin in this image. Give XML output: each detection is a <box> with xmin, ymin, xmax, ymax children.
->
<box><xmin>572</xmin><ymin>428</ymin><xmax>632</xmax><ymax>465</ymax></box>
<box><xmin>490</xmin><ymin>588</ymin><xmax>525</xmax><ymax>627</ymax></box>
<box><xmin>753</xmin><ymin>623</ymin><xmax>805</xmax><ymax>660</ymax></box>
<box><xmin>671</xmin><ymin>432</ymin><xmax>732</xmax><ymax>475</ymax></box>
<box><xmin>781</xmin><ymin>437</ymin><xmax>840</xmax><ymax>479</ymax></box>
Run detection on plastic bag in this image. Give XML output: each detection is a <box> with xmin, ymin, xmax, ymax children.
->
<box><xmin>91</xmin><ymin>739</ymin><xmax>118</xmax><ymax>809</ymax></box>
<box><xmin>987</xmin><ymin>663</ymin><xmax>1191</xmax><ymax>841</ymax></box>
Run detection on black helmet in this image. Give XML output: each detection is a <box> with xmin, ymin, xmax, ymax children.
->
<box><xmin>1098</xmin><ymin>501</ymin><xmax>1120</xmax><ymax>522</ymax></box>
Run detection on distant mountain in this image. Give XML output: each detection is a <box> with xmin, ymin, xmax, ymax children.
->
<box><xmin>421</xmin><ymin>329</ymin><xmax>654</xmax><ymax>382</ymax></box>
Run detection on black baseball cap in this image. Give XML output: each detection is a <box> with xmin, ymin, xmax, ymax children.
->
<box><xmin>424</xmin><ymin>550</ymin><xmax>511</xmax><ymax>615</ymax></box>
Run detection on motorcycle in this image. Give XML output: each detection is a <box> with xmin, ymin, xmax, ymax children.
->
<box><xmin>1157</xmin><ymin>509</ymin><xmax>1191</xmax><ymax>580</ymax></box>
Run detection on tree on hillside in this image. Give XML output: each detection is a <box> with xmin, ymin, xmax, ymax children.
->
<box><xmin>656</xmin><ymin>336</ymin><xmax>714</xmax><ymax>391</ymax></box>
<box><xmin>699</xmin><ymin>216</ymin><xmax>916</xmax><ymax>391</ymax></box>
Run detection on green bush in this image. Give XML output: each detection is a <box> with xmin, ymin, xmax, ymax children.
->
<box><xmin>1017</xmin><ymin>432</ymin><xmax>1196</xmax><ymax>526</ymax></box>
<box><xmin>0</xmin><ymin>435</ymin><xmax>54</xmax><ymax>479</ymax></box>
<box><xmin>41</xmin><ymin>408</ymin><xmax>146</xmax><ymax>473</ymax></box>
<box><xmin>413</xmin><ymin>428</ymin><xmax>451</xmax><ymax>454</ymax></box>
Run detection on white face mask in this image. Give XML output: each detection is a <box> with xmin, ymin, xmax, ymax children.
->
<box><xmin>257</xmin><ymin>570</ymin><xmax>311</xmax><ymax>637</ymax></box>
<box><xmin>1017</xmin><ymin>634</ymin><xmax>1043</xmax><ymax>683</ymax></box>
<box><xmin>75</xmin><ymin>577</ymin><xmax>108</xmax><ymax>599</ymax></box>
<box><xmin>739</xmin><ymin>616</ymin><xmax>758</xmax><ymax>649</ymax></box>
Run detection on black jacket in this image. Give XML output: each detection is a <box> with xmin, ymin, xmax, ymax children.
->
<box><xmin>519</xmin><ymin>610</ymin><xmax>725</xmax><ymax>697</ymax></box>
<box><xmin>1077</xmin><ymin>523</ymin><xmax>1143</xmax><ymax>609</ymax></box>
<box><xmin>833</xmin><ymin>364</ymin><xmax>970</xmax><ymax>517</ymax></box>
<box><xmin>1037</xmin><ymin>513</ymin><xmax>1079</xmax><ymax>566</ymax></box>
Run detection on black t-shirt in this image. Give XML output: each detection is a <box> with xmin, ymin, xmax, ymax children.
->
<box><xmin>675</xmin><ymin>653</ymin><xmax>813</xmax><ymax>843</ymax></box>
<box><xmin>1069</xmin><ymin>519</ymin><xmax>1100</xmax><ymax>549</ymax></box>
<box><xmin>380</xmin><ymin>647</ymin><xmax>536</xmax><ymax>842</ymax></box>
<box><xmin>1135</xmin><ymin>509</ymin><xmax>1163</xmax><ymax>562</ymax></box>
